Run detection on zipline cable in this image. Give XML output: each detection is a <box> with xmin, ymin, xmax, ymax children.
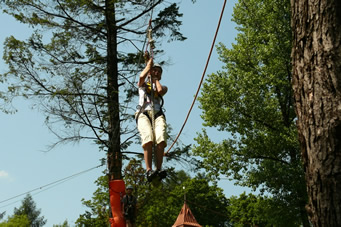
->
<box><xmin>165</xmin><ymin>0</ymin><xmax>227</xmax><ymax>155</ymax></box>
<box><xmin>0</xmin><ymin>164</ymin><xmax>103</xmax><ymax>206</ymax></box>
<box><xmin>0</xmin><ymin>175</ymin><xmax>83</xmax><ymax>209</ymax></box>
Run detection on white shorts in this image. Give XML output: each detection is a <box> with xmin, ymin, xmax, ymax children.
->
<box><xmin>136</xmin><ymin>112</ymin><xmax>167</xmax><ymax>147</ymax></box>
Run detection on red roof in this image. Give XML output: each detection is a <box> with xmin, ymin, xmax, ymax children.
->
<box><xmin>172</xmin><ymin>202</ymin><xmax>202</xmax><ymax>227</ymax></box>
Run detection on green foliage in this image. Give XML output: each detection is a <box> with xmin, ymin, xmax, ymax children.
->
<box><xmin>0</xmin><ymin>0</ymin><xmax>187</xmax><ymax>153</ymax></box>
<box><xmin>228</xmin><ymin>192</ymin><xmax>301</xmax><ymax>227</ymax></box>
<box><xmin>0</xmin><ymin>214</ymin><xmax>30</xmax><ymax>227</ymax></box>
<box><xmin>0</xmin><ymin>212</ymin><xmax>5</xmax><ymax>221</ymax></box>
<box><xmin>75</xmin><ymin>174</ymin><xmax>111</xmax><ymax>226</ymax></box>
<box><xmin>133</xmin><ymin>170</ymin><xmax>229</xmax><ymax>227</ymax></box>
<box><xmin>228</xmin><ymin>193</ymin><xmax>269</xmax><ymax>227</ymax></box>
<box><xmin>53</xmin><ymin>220</ymin><xmax>70</xmax><ymax>227</ymax></box>
<box><xmin>178</xmin><ymin>177</ymin><xmax>229</xmax><ymax>226</ymax></box>
<box><xmin>0</xmin><ymin>195</ymin><xmax>45</xmax><ymax>227</ymax></box>
<box><xmin>153</xmin><ymin>3</ymin><xmax>187</xmax><ymax>42</ymax></box>
<box><xmin>13</xmin><ymin>194</ymin><xmax>46</xmax><ymax>227</ymax></box>
<box><xmin>76</xmin><ymin>159</ymin><xmax>230</xmax><ymax>226</ymax></box>
<box><xmin>193</xmin><ymin>0</ymin><xmax>308</xmax><ymax>225</ymax></box>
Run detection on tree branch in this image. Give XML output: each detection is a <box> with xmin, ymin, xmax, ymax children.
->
<box><xmin>117</xmin><ymin>0</ymin><xmax>162</xmax><ymax>28</ymax></box>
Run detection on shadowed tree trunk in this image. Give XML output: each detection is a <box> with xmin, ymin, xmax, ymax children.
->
<box><xmin>105</xmin><ymin>0</ymin><xmax>122</xmax><ymax>180</ymax></box>
<box><xmin>291</xmin><ymin>0</ymin><xmax>341</xmax><ymax>226</ymax></box>
<box><xmin>1</xmin><ymin>0</ymin><xmax>188</xmax><ymax>197</ymax></box>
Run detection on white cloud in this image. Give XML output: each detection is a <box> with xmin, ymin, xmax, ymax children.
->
<box><xmin>0</xmin><ymin>170</ymin><xmax>9</xmax><ymax>179</ymax></box>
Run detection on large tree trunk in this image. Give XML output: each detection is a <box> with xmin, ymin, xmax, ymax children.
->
<box><xmin>291</xmin><ymin>0</ymin><xmax>341</xmax><ymax>226</ymax></box>
<box><xmin>106</xmin><ymin>0</ymin><xmax>122</xmax><ymax>180</ymax></box>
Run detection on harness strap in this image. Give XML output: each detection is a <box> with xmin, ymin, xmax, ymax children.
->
<box><xmin>135</xmin><ymin>84</ymin><xmax>165</xmax><ymax>124</ymax></box>
<box><xmin>135</xmin><ymin>109</ymin><xmax>165</xmax><ymax>124</ymax></box>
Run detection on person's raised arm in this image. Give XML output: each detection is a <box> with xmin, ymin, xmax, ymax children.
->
<box><xmin>154</xmin><ymin>79</ymin><xmax>168</xmax><ymax>96</ymax></box>
<box><xmin>137</xmin><ymin>58</ymin><xmax>153</xmax><ymax>87</ymax></box>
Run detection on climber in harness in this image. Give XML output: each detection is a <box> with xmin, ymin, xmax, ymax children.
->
<box><xmin>136</xmin><ymin>57</ymin><xmax>168</xmax><ymax>182</ymax></box>
<box><xmin>121</xmin><ymin>185</ymin><xmax>137</xmax><ymax>227</ymax></box>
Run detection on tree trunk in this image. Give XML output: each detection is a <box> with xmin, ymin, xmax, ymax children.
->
<box><xmin>291</xmin><ymin>0</ymin><xmax>341</xmax><ymax>226</ymax></box>
<box><xmin>106</xmin><ymin>0</ymin><xmax>122</xmax><ymax>180</ymax></box>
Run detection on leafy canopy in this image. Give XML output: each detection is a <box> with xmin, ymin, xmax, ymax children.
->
<box><xmin>13</xmin><ymin>194</ymin><xmax>46</xmax><ymax>227</ymax></box>
<box><xmin>0</xmin><ymin>214</ymin><xmax>30</xmax><ymax>227</ymax></box>
<box><xmin>76</xmin><ymin>159</ymin><xmax>230</xmax><ymax>227</ymax></box>
<box><xmin>0</xmin><ymin>194</ymin><xmax>46</xmax><ymax>227</ymax></box>
<box><xmin>193</xmin><ymin>0</ymin><xmax>308</xmax><ymax>225</ymax></box>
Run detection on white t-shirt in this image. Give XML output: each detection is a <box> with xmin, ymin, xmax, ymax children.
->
<box><xmin>138</xmin><ymin>83</ymin><xmax>162</xmax><ymax>112</ymax></box>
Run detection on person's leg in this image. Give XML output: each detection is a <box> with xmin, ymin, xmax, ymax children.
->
<box><xmin>156</xmin><ymin>141</ymin><xmax>166</xmax><ymax>170</ymax></box>
<box><xmin>137</xmin><ymin>114</ymin><xmax>153</xmax><ymax>172</ymax></box>
<box><xmin>126</xmin><ymin>220</ymin><xmax>132</xmax><ymax>227</ymax></box>
<box><xmin>155</xmin><ymin>115</ymin><xmax>167</xmax><ymax>170</ymax></box>
<box><xmin>143</xmin><ymin>141</ymin><xmax>153</xmax><ymax>171</ymax></box>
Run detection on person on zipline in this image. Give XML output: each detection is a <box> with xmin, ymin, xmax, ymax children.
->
<box><xmin>136</xmin><ymin>58</ymin><xmax>168</xmax><ymax>182</ymax></box>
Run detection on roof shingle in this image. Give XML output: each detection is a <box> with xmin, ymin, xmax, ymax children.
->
<box><xmin>172</xmin><ymin>202</ymin><xmax>202</xmax><ymax>227</ymax></box>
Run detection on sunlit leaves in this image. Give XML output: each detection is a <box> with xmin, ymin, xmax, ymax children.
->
<box><xmin>193</xmin><ymin>0</ymin><xmax>307</xmax><ymax>224</ymax></box>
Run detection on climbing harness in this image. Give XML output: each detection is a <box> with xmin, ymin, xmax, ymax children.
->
<box><xmin>141</xmin><ymin>12</ymin><xmax>159</xmax><ymax>148</ymax></box>
<box><xmin>135</xmin><ymin>84</ymin><xmax>165</xmax><ymax>125</ymax></box>
<box><xmin>123</xmin><ymin>194</ymin><xmax>137</xmax><ymax>218</ymax></box>
<box><xmin>135</xmin><ymin>0</ymin><xmax>167</xmax><ymax>134</ymax></box>
<box><xmin>146</xmin><ymin>81</ymin><xmax>159</xmax><ymax>98</ymax></box>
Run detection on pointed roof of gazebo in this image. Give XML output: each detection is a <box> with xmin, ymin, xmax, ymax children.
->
<box><xmin>172</xmin><ymin>202</ymin><xmax>202</xmax><ymax>227</ymax></box>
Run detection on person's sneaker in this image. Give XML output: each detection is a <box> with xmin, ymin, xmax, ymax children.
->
<box><xmin>146</xmin><ymin>170</ymin><xmax>158</xmax><ymax>182</ymax></box>
<box><xmin>146</xmin><ymin>170</ymin><xmax>152</xmax><ymax>182</ymax></box>
<box><xmin>157</xmin><ymin>170</ymin><xmax>167</xmax><ymax>180</ymax></box>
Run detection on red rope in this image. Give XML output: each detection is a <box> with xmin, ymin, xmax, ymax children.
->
<box><xmin>165</xmin><ymin>0</ymin><xmax>227</xmax><ymax>155</ymax></box>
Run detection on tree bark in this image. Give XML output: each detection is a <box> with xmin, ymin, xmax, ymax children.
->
<box><xmin>106</xmin><ymin>0</ymin><xmax>122</xmax><ymax>180</ymax></box>
<box><xmin>291</xmin><ymin>0</ymin><xmax>341</xmax><ymax>226</ymax></box>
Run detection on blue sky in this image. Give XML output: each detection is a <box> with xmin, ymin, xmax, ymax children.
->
<box><xmin>0</xmin><ymin>0</ymin><xmax>250</xmax><ymax>226</ymax></box>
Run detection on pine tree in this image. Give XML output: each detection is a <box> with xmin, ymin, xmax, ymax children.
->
<box><xmin>13</xmin><ymin>194</ymin><xmax>46</xmax><ymax>227</ymax></box>
<box><xmin>0</xmin><ymin>0</ymin><xmax>187</xmax><ymax>180</ymax></box>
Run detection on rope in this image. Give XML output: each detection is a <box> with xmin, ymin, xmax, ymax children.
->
<box><xmin>148</xmin><ymin>40</ymin><xmax>157</xmax><ymax>160</ymax></box>
<box><xmin>150</xmin><ymin>80</ymin><xmax>156</xmax><ymax>160</ymax></box>
<box><xmin>145</xmin><ymin>0</ymin><xmax>155</xmax><ymax>59</ymax></box>
<box><xmin>165</xmin><ymin>0</ymin><xmax>227</xmax><ymax>155</ymax></box>
<box><xmin>145</xmin><ymin>0</ymin><xmax>157</xmax><ymax>159</ymax></box>
<box><xmin>146</xmin><ymin>20</ymin><xmax>155</xmax><ymax>59</ymax></box>
<box><xmin>0</xmin><ymin>164</ymin><xmax>103</xmax><ymax>208</ymax></box>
